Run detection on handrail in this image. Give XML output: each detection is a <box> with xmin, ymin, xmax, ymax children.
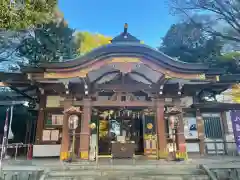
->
<box><xmin>39</xmin><ymin>173</ymin><xmax>47</xmax><ymax>180</ymax></box>
<box><xmin>199</xmin><ymin>164</ymin><xmax>218</xmax><ymax>180</ymax></box>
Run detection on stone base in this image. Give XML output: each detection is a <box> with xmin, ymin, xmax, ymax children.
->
<box><xmin>60</xmin><ymin>152</ymin><xmax>70</xmax><ymax>160</ymax></box>
<box><xmin>80</xmin><ymin>151</ymin><xmax>89</xmax><ymax>160</ymax></box>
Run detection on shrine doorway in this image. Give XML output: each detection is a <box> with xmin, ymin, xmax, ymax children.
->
<box><xmin>95</xmin><ymin>108</ymin><xmax>145</xmax><ymax>156</ymax></box>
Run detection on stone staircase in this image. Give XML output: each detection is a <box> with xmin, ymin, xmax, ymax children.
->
<box><xmin>2</xmin><ymin>160</ymin><xmax>239</xmax><ymax>180</ymax></box>
<box><xmin>0</xmin><ymin>168</ymin><xmax>43</xmax><ymax>180</ymax></box>
<box><xmin>42</xmin><ymin>164</ymin><xmax>210</xmax><ymax>180</ymax></box>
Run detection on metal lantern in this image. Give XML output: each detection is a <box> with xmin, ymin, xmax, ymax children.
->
<box><xmin>68</xmin><ymin>115</ymin><xmax>79</xmax><ymax>130</ymax></box>
<box><xmin>169</xmin><ymin>115</ymin><xmax>179</xmax><ymax>130</ymax></box>
<box><xmin>169</xmin><ymin>115</ymin><xmax>176</xmax><ymax>129</ymax></box>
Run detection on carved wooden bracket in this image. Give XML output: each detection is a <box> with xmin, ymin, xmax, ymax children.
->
<box><xmin>165</xmin><ymin>106</ymin><xmax>182</xmax><ymax>115</ymax></box>
<box><xmin>63</xmin><ymin>106</ymin><xmax>82</xmax><ymax>114</ymax></box>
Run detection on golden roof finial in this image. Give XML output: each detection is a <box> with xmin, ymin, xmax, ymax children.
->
<box><xmin>124</xmin><ymin>23</ymin><xmax>128</xmax><ymax>34</ymax></box>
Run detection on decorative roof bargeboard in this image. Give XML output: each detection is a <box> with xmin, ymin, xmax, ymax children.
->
<box><xmin>43</xmin><ymin>56</ymin><xmax>206</xmax><ymax>80</ymax></box>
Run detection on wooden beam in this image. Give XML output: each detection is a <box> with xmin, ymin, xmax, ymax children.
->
<box><xmin>22</xmin><ymin>86</ymin><xmax>37</xmax><ymax>92</ymax></box>
<box><xmin>0</xmin><ymin>81</ymin><xmax>31</xmax><ymax>86</ymax></box>
<box><xmin>0</xmin><ymin>101</ymin><xmax>26</xmax><ymax>105</ymax></box>
<box><xmin>94</xmin><ymin>83</ymin><xmax>156</xmax><ymax>92</ymax></box>
<box><xmin>9</xmin><ymin>85</ymin><xmax>36</xmax><ymax>101</ymax></box>
<box><xmin>74</xmin><ymin>100</ymin><xmax>154</xmax><ymax>107</ymax></box>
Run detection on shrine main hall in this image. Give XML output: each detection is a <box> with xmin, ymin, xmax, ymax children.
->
<box><xmin>1</xmin><ymin>24</ymin><xmax>240</xmax><ymax>160</ymax></box>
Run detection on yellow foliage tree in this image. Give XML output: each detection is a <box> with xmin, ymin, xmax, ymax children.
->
<box><xmin>75</xmin><ymin>32</ymin><xmax>112</xmax><ymax>55</ymax></box>
<box><xmin>229</xmin><ymin>84</ymin><xmax>240</xmax><ymax>103</ymax></box>
<box><xmin>220</xmin><ymin>52</ymin><xmax>240</xmax><ymax>103</ymax></box>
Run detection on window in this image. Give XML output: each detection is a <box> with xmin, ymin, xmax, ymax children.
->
<box><xmin>203</xmin><ymin>115</ymin><xmax>222</xmax><ymax>139</ymax></box>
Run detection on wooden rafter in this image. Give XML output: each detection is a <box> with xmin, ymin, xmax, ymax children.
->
<box><xmin>127</xmin><ymin>71</ymin><xmax>155</xmax><ymax>84</ymax></box>
<box><xmin>9</xmin><ymin>85</ymin><xmax>36</xmax><ymax>101</ymax></box>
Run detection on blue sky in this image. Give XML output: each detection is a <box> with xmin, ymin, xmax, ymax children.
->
<box><xmin>58</xmin><ymin>0</ymin><xmax>176</xmax><ymax>47</ymax></box>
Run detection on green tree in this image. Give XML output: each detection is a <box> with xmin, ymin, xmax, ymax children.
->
<box><xmin>160</xmin><ymin>22</ymin><xmax>222</xmax><ymax>63</ymax></box>
<box><xmin>218</xmin><ymin>52</ymin><xmax>240</xmax><ymax>74</ymax></box>
<box><xmin>169</xmin><ymin>0</ymin><xmax>240</xmax><ymax>42</ymax></box>
<box><xmin>0</xmin><ymin>2</ymin><xmax>60</xmax><ymax>70</ymax></box>
<box><xmin>0</xmin><ymin>0</ymin><xmax>57</xmax><ymax>30</ymax></box>
<box><xmin>75</xmin><ymin>32</ymin><xmax>112</xmax><ymax>55</ymax></box>
<box><xmin>17</xmin><ymin>19</ymin><xmax>77</xmax><ymax>65</ymax></box>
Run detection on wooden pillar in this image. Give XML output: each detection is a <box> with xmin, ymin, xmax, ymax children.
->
<box><xmin>174</xmin><ymin>99</ymin><xmax>186</xmax><ymax>153</ymax></box>
<box><xmin>221</xmin><ymin>112</ymin><xmax>228</xmax><ymax>134</ymax></box>
<box><xmin>60</xmin><ymin>99</ymin><xmax>72</xmax><ymax>160</ymax></box>
<box><xmin>196</xmin><ymin>109</ymin><xmax>205</xmax><ymax>155</ymax></box>
<box><xmin>35</xmin><ymin>93</ymin><xmax>46</xmax><ymax>144</ymax></box>
<box><xmin>155</xmin><ymin>98</ymin><xmax>167</xmax><ymax>155</ymax></box>
<box><xmin>79</xmin><ymin>98</ymin><xmax>91</xmax><ymax>160</ymax></box>
<box><xmin>221</xmin><ymin>111</ymin><xmax>228</xmax><ymax>154</ymax></box>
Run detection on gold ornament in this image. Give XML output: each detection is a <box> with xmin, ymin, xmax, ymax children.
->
<box><xmin>90</xmin><ymin>123</ymin><xmax>96</xmax><ymax>129</ymax></box>
<box><xmin>147</xmin><ymin>123</ymin><xmax>153</xmax><ymax>129</ymax></box>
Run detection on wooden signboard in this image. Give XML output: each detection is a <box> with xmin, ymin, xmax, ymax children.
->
<box><xmin>46</xmin><ymin>96</ymin><xmax>64</xmax><ymax>108</ymax></box>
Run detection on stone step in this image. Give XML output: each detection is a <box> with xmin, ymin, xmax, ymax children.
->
<box><xmin>44</xmin><ymin>175</ymin><xmax>210</xmax><ymax>180</ymax></box>
<box><xmin>48</xmin><ymin>164</ymin><xmax>200</xmax><ymax>171</ymax></box>
<box><xmin>0</xmin><ymin>170</ymin><xmax>44</xmax><ymax>180</ymax></box>
<box><xmin>44</xmin><ymin>167</ymin><xmax>209</xmax><ymax>180</ymax></box>
<box><xmin>48</xmin><ymin>169</ymin><xmax>205</xmax><ymax>176</ymax></box>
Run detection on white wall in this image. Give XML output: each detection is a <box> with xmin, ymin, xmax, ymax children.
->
<box><xmin>224</xmin><ymin>111</ymin><xmax>238</xmax><ymax>155</ymax></box>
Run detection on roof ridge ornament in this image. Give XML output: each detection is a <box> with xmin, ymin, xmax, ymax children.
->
<box><xmin>111</xmin><ymin>23</ymin><xmax>140</xmax><ymax>43</ymax></box>
<box><xmin>124</xmin><ymin>23</ymin><xmax>128</xmax><ymax>34</ymax></box>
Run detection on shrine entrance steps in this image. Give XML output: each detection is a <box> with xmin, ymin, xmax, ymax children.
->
<box><xmin>43</xmin><ymin>164</ymin><xmax>210</xmax><ymax>180</ymax></box>
<box><xmin>2</xmin><ymin>159</ymin><xmax>240</xmax><ymax>179</ymax></box>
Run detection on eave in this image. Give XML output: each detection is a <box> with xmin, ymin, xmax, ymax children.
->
<box><xmin>22</xmin><ymin>43</ymin><xmax>223</xmax><ymax>75</ymax></box>
<box><xmin>191</xmin><ymin>102</ymin><xmax>240</xmax><ymax>111</ymax></box>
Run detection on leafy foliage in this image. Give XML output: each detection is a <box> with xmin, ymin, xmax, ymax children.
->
<box><xmin>169</xmin><ymin>0</ymin><xmax>240</xmax><ymax>42</ymax></box>
<box><xmin>160</xmin><ymin>22</ymin><xmax>222</xmax><ymax>63</ymax></box>
<box><xmin>17</xmin><ymin>20</ymin><xmax>77</xmax><ymax>65</ymax></box>
<box><xmin>75</xmin><ymin>32</ymin><xmax>112</xmax><ymax>55</ymax></box>
<box><xmin>220</xmin><ymin>52</ymin><xmax>240</xmax><ymax>62</ymax></box>
<box><xmin>217</xmin><ymin>52</ymin><xmax>240</xmax><ymax>74</ymax></box>
<box><xmin>0</xmin><ymin>0</ymin><xmax>57</xmax><ymax>30</ymax></box>
<box><xmin>0</xmin><ymin>5</ymin><xmax>66</xmax><ymax>70</ymax></box>
<box><xmin>230</xmin><ymin>84</ymin><xmax>240</xmax><ymax>103</ymax></box>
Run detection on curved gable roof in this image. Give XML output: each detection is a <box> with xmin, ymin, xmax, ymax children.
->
<box><xmin>36</xmin><ymin>24</ymin><xmax>223</xmax><ymax>75</ymax></box>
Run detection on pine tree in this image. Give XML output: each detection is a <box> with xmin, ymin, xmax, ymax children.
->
<box><xmin>17</xmin><ymin>19</ymin><xmax>77</xmax><ymax>65</ymax></box>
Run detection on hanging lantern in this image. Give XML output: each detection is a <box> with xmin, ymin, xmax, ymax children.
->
<box><xmin>68</xmin><ymin>115</ymin><xmax>79</xmax><ymax>130</ymax></box>
<box><xmin>127</xmin><ymin>110</ymin><xmax>130</xmax><ymax>117</ymax></box>
<box><xmin>132</xmin><ymin>112</ymin><xmax>136</xmax><ymax>119</ymax></box>
<box><xmin>169</xmin><ymin>115</ymin><xmax>176</xmax><ymax>130</ymax></box>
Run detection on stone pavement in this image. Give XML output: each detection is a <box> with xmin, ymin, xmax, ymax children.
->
<box><xmin>4</xmin><ymin>156</ymin><xmax>239</xmax><ymax>169</ymax></box>
<box><xmin>0</xmin><ymin>156</ymin><xmax>239</xmax><ymax>179</ymax></box>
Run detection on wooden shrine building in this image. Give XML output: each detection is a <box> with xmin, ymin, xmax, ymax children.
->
<box><xmin>1</xmin><ymin>24</ymin><xmax>240</xmax><ymax>160</ymax></box>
